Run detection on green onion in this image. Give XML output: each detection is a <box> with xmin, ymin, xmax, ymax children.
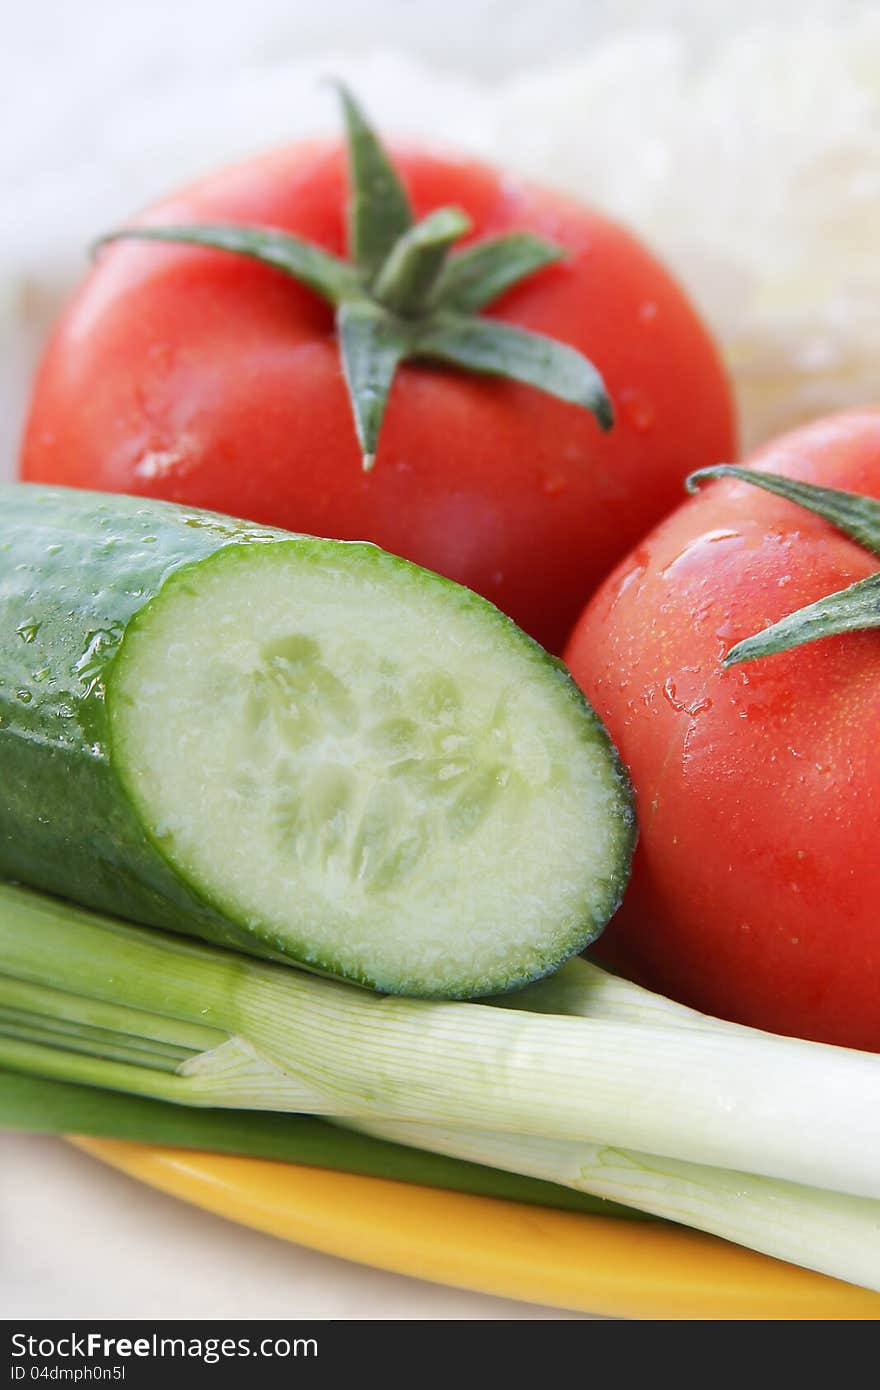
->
<box><xmin>490</xmin><ymin>955</ymin><xmax>750</xmax><ymax>1032</ymax></box>
<box><xmin>342</xmin><ymin>1114</ymin><xmax>880</xmax><ymax>1291</ymax></box>
<box><xmin>0</xmin><ymin>1069</ymin><xmax>639</xmax><ymax>1218</ymax></box>
<box><xmin>4</xmin><ymin>880</ymin><xmax>880</xmax><ymax>1290</ymax></box>
<box><xmin>3</xmin><ymin>879</ymin><xmax>880</xmax><ymax>1195</ymax></box>
<box><xmin>7</xmin><ymin>882</ymin><xmax>878</xmax><ymax>1195</ymax></box>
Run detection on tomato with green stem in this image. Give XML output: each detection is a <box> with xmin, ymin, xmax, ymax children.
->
<box><xmin>20</xmin><ymin>89</ymin><xmax>734</xmax><ymax>652</ymax></box>
<box><xmin>566</xmin><ymin>409</ymin><xmax>880</xmax><ymax>1051</ymax></box>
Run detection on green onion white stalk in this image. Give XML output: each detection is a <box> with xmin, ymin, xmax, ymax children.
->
<box><xmin>342</xmin><ymin>1116</ymin><xmax>880</xmax><ymax>1292</ymax></box>
<box><xmin>493</xmin><ymin>955</ymin><xmax>755</xmax><ymax>1033</ymax></box>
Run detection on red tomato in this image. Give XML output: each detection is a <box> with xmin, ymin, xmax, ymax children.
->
<box><xmin>566</xmin><ymin>408</ymin><xmax>880</xmax><ymax>1051</ymax></box>
<box><xmin>20</xmin><ymin>138</ymin><xmax>734</xmax><ymax>652</ymax></box>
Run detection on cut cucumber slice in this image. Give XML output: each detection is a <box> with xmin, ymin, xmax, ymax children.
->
<box><xmin>0</xmin><ymin>484</ymin><xmax>634</xmax><ymax>997</ymax></box>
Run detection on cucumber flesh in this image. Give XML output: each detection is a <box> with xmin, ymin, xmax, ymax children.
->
<box><xmin>112</xmin><ymin>539</ymin><xmax>632</xmax><ymax>995</ymax></box>
<box><xmin>2</xmin><ymin>485</ymin><xmax>634</xmax><ymax>997</ymax></box>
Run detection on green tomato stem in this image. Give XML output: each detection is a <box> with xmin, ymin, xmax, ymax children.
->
<box><xmin>333</xmin><ymin>80</ymin><xmax>414</xmax><ymax>279</ymax></box>
<box><xmin>687</xmin><ymin>465</ymin><xmax>880</xmax><ymax>663</ymax></box>
<box><xmin>98</xmin><ymin>86</ymin><xmax>613</xmax><ymax>469</ymax></box>
<box><xmin>372</xmin><ymin>207</ymin><xmax>471</xmax><ymax>317</ymax></box>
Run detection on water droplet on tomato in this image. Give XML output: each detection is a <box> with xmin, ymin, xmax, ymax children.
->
<box><xmin>540</xmin><ymin>472</ymin><xmax>567</xmax><ymax>496</ymax></box>
<box><xmin>662</xmin><ymin>530</ymin><xmax>741</xmax><ymax>580</ymax></box>
<box><xmin>662</xmin><ymin>675</ymin><xmax>712</xmax><ymax>717</ymax></box>
<box><xmin>615</xmin><ymin>549</ymin><xmax>650</xmax><ymax>598</ymax></box>
<box><xmin>619</xmin><ymin>388</ymin><xmax>656</xmax><ymax>433</ymax></box>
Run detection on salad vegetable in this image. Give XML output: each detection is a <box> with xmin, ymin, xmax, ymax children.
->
<box><xmin>19</xmin><ymin>89</ymin><xmax>735</xmax><ymax>651</ymax></box>
<box><xmin>0</xmin><ymin>483</ymin><xmax>632</xmax><ymax>999</ymax></box>
<box><xmin>3</xmin><ymin>881</ymin><xmax>880</xmax><ymax>1291</ymax></box>
<box><xmin>566</xmin><ymin>409</ymin><xmax>880</xmax><ymax>1049</ymax></box>
<box><xmin>0</xmin><ymin>1070</ymin><xmax>644</xmax><ymax>1219</ymax></box>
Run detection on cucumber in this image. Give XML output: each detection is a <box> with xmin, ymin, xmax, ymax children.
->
<box><xmin>0</xmin><ymin>484</ymin><xmax>634</xmax><ymax>997</ymax></box>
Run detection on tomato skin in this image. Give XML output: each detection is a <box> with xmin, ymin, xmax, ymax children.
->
<box><xmin>20</xmin><ymin>140</ymin><xmax>734</xmax><ymax>652</ymax></box>
<box><xmin>565</xmin><ymin>409</ymin><xmax>880</xmax><ymax>1051</ymax></box>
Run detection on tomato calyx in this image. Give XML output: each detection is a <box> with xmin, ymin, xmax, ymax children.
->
<box><xmin>687</xmin><ymin>464</ymin><xmax>880</xmax><ymax>664</ymax></box>
<box><xmin>96</xmin><ymin>86</ymin><xmax>613</xmax><ymax>472</ymax></box>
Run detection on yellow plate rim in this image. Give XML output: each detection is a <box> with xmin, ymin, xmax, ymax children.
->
<box><xmin>69</xmin><ymin>1137</ymin><xmax>880</xmax><ymax>1319</ymax></box>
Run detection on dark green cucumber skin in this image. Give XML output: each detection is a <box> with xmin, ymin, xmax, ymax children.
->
<box><xmin>0</xmin><ymin>484</ymin><xmax>292</xmax><ymax>953</ymax></box>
